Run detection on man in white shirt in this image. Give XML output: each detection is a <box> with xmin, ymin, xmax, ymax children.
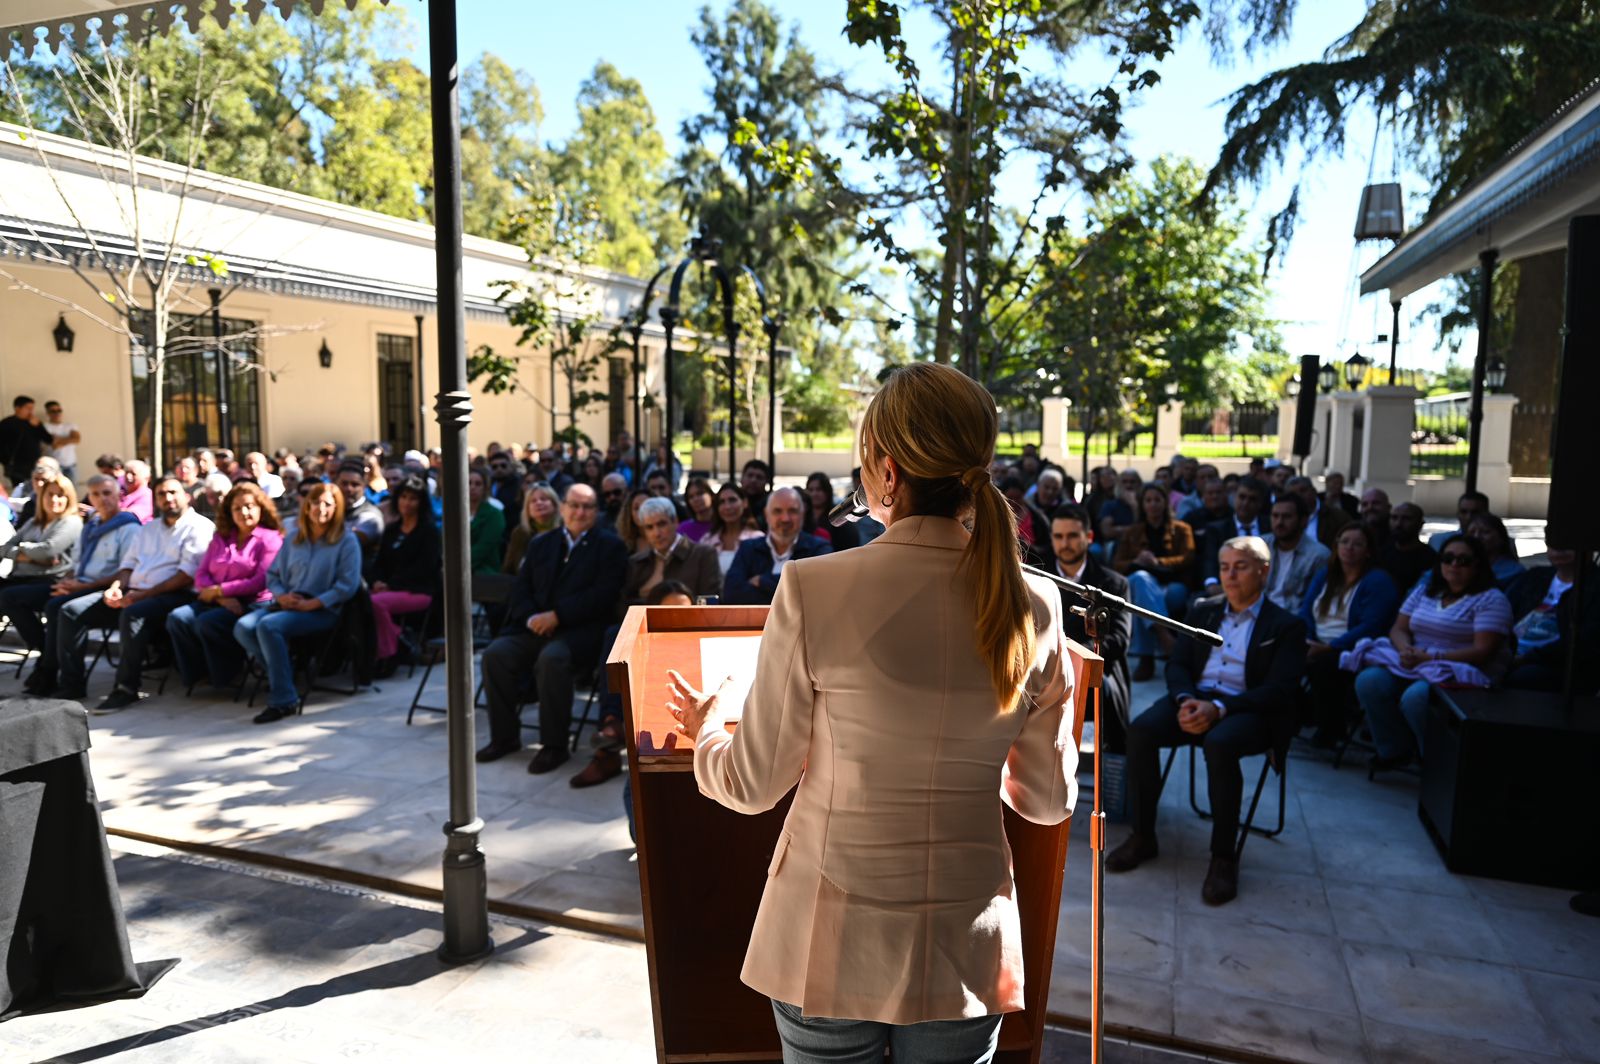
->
<box><xmin>245</xmin><ymin>451</ymin><xmax>285</xmax><ymax>499</ymax></box>
<box><xmin>42</xmin><ymin>400</ymin><xmax>80</xmax><ymax>483</ymax></box>
<box><xmin>57</xmin><ymin>478</ymin><xmax>213</xmax><ymax>710</ymax></box>
<box><xmin>1263</xmin><ymin>494</ymin><xmax>1330</xmax><ymax>614</ymax></box>
<box><xmin>1108</xmin><ymin>536</ymin><xmax>1308</xmax><ymax>906</ymax></box>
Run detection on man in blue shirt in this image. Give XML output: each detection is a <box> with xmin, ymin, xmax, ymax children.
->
<box><xmin>723</xmin><ymin>487</ymin><xmax>831</xmax><ymax>605</ymax></box>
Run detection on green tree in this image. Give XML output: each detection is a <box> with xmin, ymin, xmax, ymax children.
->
<box><xmin>460</xmin><ymin>54</ymin><xmax>545</xmax><ymax>240</ymax></box>
<box><xmin>551</xmin><ymin>62</ymin><xmax>683</xmax><ymax>276</ymax></box>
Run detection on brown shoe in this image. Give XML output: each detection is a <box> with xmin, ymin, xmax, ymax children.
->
<box><xmin>591</xmin><ymin>718</ymin><xmax>626</xmax><ymax>752</ymax></box>
<box><xmin>570</xmin><ymin>748</ymin><xmax>623</xmax><ymax>788</ymax></box>
<box><xmin>1201</xmin><ymin>856</ymin><xmax>1239</xmax><ymax>906</ymax></box>
<box><xmin>1132</xmin><ymin>655</ymin><xmax>1156</xmax><ymax>682</ymax></box>
<box><xmin>1105</xmin><ymin>832</ymin><xmax>1158</xmax><ymax>873</ymax></box>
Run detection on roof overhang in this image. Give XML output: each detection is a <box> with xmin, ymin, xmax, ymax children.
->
<box><xmin>1360</xmin><ymin>80</ymin><xmax>1600</xmax><ymax>300</ymax></box>
<box><xmin>2</xmin><ymin>1</ymin><xmax>390</xmax><ymax>54</ymax></box>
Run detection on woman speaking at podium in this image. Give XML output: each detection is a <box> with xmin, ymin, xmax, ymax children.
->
<box><xmin>669</xmin><ymin>363</ymin><xmax>1077</xmax><ymax>1063</ymax></box>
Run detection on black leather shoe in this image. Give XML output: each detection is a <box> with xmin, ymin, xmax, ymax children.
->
<box><xmin>527</xmin><ymin>746</ymin><xmax>570</xmax><ymax>775</ymax></box>
<box><xmin>22</xmin><ymin>669</ymin><xmax>55</xmax><ymax>696</ymax></box>
<box><xmin>475</xmin><ymin>741</ymin><xmax>520</xmax><ymax>763</ymax></box>
<box><xmin>1367</xmin><ymin>751</ymin><xmax>1414</xmax><ymax>776</ymax></box>
<box><xmin>252</xmin><ymin>704</ymin><xmax>296</xmax><ymax>725</ymax></box>
<box><xmin>1201</xmin><ymin>856</ymin><xmax>1239</xmax><ymax>906</ymax></box>
<box><xmin>94</xmin><ymin>687</ymin><xmax>142</xmax><ymax>714</ymax></box>
<box><xmin>54</xmin><ymin>684</ymin><xmax>87</xmax><ymax>702</ymax></box>
<box><xmin>1105</xmin><ymin>832</ymin><xmax>1158</xmax><ymax>873</ymax></box>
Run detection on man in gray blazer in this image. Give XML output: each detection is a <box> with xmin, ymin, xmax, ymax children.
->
<box><xmin>1263</xmin><ymin>493</ymin><xmax>1329</xmax><ymax>615</ymax></box>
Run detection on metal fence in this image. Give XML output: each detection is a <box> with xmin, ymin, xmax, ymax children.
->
<box><xmin>1178</xmin><ymin>402</ymin><xmax>1278</xmax><ymax>455</ymax></box>
<box><xmin>1411</xmin><ymin>393</ymin><xmax>1470</xmax><ymax>477</ymax></box>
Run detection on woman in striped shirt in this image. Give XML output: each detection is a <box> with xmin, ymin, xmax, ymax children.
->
<box><xmin>1351</xmin><ymin>534</ymin><xmax>1512</xmax><ymax>771</ymax></box>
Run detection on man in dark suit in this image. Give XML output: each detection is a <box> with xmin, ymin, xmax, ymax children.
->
<box><xmin>476</xmin><ymin>483</ymin><xmax>628</xmax><ymax>774</ymax></box>
<box><xmin>1322</xmin><ymin>471</ymin><xmax>1360</xmax><ymax>520</ymax></box>
<box><xmin>1049</xmin><ymin>505</ymin><xmax>1132</xmax><ymax>752</ymax></box>
<box><xmin>1197</xmin><ymin>477</ymin><xmax>1269</xmax><ymax>593</ymax></box>
<box><xmin>724</xmin><ymin>487</ymin><xmax>831</xmax><ymax>605</ymax></box>
<box><xmin>1107</xmin><ymin>535</ymin><xmax>1307</xmax><ymax>906</ymax></box>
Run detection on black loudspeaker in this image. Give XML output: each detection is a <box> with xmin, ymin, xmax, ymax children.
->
<box><xmin>1291</xmin><ymin>354</ymin><xmax>1319</xmax><ymax>460</ymax></box>
<box><xmin>1548</xmin><ymin>217</ymin><xmax>1600</xmax><ymax>551</ymax></box>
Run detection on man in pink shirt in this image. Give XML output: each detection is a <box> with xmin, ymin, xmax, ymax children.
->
<box><xmin>120</xmin><ymin>459</ymin><xmax>153</xmax><ymax>523</ymax></box>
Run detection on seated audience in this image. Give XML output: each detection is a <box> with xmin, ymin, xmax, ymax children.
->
<box><xmin>577</xmin><ymin>454</ymin><xmax>605</xmax><ymax>491</ymax></box>
<box><xmin>174</xmin><ymin>455</ymin><xmax>201</xmax><ymax>498</ymax></box>
<box><xmin>234</xmin><ymin>482</ymin><xmax>363</xmax><ymax>724</ymax></box>
<box><xmin>597</xmin><ymin>472</ymin><xmax>628</xmax><ymax>534</ymax></box>
<box><xmin>194</xmin><ymin>471</ymin><xmax>234</xmax><ymax>519</ymax></box>
<box><xmin>1285</xmin><ymin>475</ymin><xmax>1350</xmax><ymax>551</ymax></box>
<box><xmin>701</xmin><ymin>482</ymin><xmax>764</xmax><ymax>575</ymax></box>
<box><xmin>1504</xmin><ymin>544</ymin><xmax>1600</xmax><ymax>693</ymax></box>
<box><xmin>1379</xmin><ymin>501</ymin><xmax>1435</xmax><ymax>594</ymax></box>
<box><xmin>476</xmin><ymin>483</ymin><xmax>628</xmax><ymax>772</ymax></box>
<box><xmin>1262</xmin><ymin>493</ymin><xmax>1329</xmax><ymax>614</ymax></box>
<box><xmin>723</xmin><ymin>487</ymin><xmax>832</xmax><ymax>606</ymax></box>
<box><xmin>616</xmin><ymin>488</ymin><xmax>650</xmax><ymax>554</ymax></box>
<box><xmin>369</xmin><ymin>475</ymin><xmax>441</xmax><ymax>678</ymax></box>
<box><xmin>1357</xmin><ymin>487</ymin><xmax>1392</xmax><ymax>548</ymax></box>
<box><xmin>1179</xmin><ymin>476</ymin><xmax>1230</xmax><ymax>530</ymax></box>
<box><xmin>1428</xmin><ymin>490</ymin><xmax>1489</xmax><ymax>551</ymax></box>
<box><xmin>677</xmin><ymin>475</ymin><xmax>716</xmax><ymax>543</ymax></box>
<box><xmin>1049</xmin><ymin>504</ymin><xmax>1132</xmax><ymax>752</ymax></box>
<box><xmin>1108</xmin><ymin>537</ymin><xmax>1306</xmax><ymax>905</ymax></box>
<box><xmin>1268</xmin><ymin>462</ymin><xmax>1293</xmax><ymax>498</ymax></box>
<box><xmin>120</xmin><ymin>459</ymin><xmax>154</xmax><ymax>523</ymax></box>
<box><xmin>1000</xmin><ymin>476</ymin><xmax>1050</xmax><ymax>558</ymax></box>
<box><xmin>167</xmin><ymin>482</ymin><xmax>283</xmax><ymax>690</ymax></box>
<box><xmin>1112</xmin><ymin>483</ymin><xmax>1196</xmax><ymax>680</ymax></box>
<box><xmin>336</xmin><ymin>460</ymin><xmax>386</xmax><ymax>559</ymax></box>
<box><xmin>85</xmin><ymin>478</ymin><xmax>215</xmax><ymax>711</ymax></box>
<box><xmin>1096</xmin><ymin>469</ymin><xmax>1145</xmax><ymax>549</ymax></box>
<box><xmin>244</xmin><ymin>452</ymin><xmax>284</xmax><ymax>498</ymax></box>
<box><xmin>467</xmin><ymin>468</ymin><xmax>507</xmax><ymax>575</ymax></box>
<box><xmin>1323</xmin><ymin>471</ymin><xmax>1359</xmax><ymax>519</ymax></box>
<box><xmin>802</xmin><ymin>472</ymin><xmax>837</xmax><ymax>544</ymax></box>
<box><xmin>487</xmin><ymin>450</ymin><xmax>525</xmax><ymax>513</ymax></box>
<box><xmin>1349</xmin><ymin>534</ymin><xmax>1512</xmax><ymax>770</ymax></box>
<box><xmin>503</xmin><ymin>484</ymin><xmax>563</xmax><ymax>574</ymax></box>
<box><xmin>1465</xmin><ymin>511</ymin><xmax>1526</xmax><ymax>597</ymax></box>
<box><xmin>1298</xmin><ymin>523</ymin><xmax>1399</xmax><ymax>746</ymax></box>
<box><xmin>536</xmin><ymin>449</ymin><xmax>575</xmax><ymax>498</ymax></box>
<box><xmin>1083</xmin><ymin>466</ymin><xmax>1119</xmax><ymax>526</ymax></box>
<box><xmin>0</xmin><ymin>473</ymin><xmax>82</xmax><ymax>623</ymax></box>
<box><xmin>570</xmin><ymin>501</ymin><xmax>723</xmax><ymax>787</ymax></box>
<box><xmin>1028</xmin><ymin>468</ymin><xmax>1069</xmax><ymax>514</ymax></box>
<box><xmin>740</xmin><ymin>459</ymin><xmax>773</xmax><ymax>527</ymax></box>
<box><xmin>1198</xmin><ymin>477</ymin><xmax>1268</xmax><ymax>593</ymax></box>
<box><xmin>10</xmin><ymin>457</ymin><xmax>63</xmax><ymax>526</ymax></box>
<box><xmin>19</xmin><ymin>475</ymin><xmax>140</xmax><ymax>694</ymax></box>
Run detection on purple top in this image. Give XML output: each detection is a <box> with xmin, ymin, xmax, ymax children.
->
<box><xmin>195</xmin><ymin>526</ymin><xmax>284</xmax><ymax>603</ymax></box>
<box><xmin>677</xmin><ymin>518</ymin><xmax>713</xmax><ymax>542</ymax></box>
<box><xmin>121</xmin><ymin>482</ymin><xmax>153</xmax><ymax>523</ymax></box>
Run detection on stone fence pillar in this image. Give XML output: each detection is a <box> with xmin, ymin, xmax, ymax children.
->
<box><xmin>1040</xmin><ymin>397</ymin><xmax>1072</xmax><ymax>465</ymax></box>
<box><xmin>1477</xmin><ymin>394</ymin><xmax>1519</xmax><ymax>511</ymax></box>
<box><xmin>1152</xmin><ymin>400</ymin><xmax>1183</xmax><ymax>466</ymax></box>
<box><xmin>1357</xmin><ymin>386</ymin><xmax>1420</xmax><ymax>500</ymax></box>
<box><xmin>1322</xmin><ymin>393</ymin><xmax>1362</xmax><ymax>484</ymax></box>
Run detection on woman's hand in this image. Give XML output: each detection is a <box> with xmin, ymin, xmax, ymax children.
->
<box><xmin>666</xmin><ymin>669</ymin><xmax>730</xmax><ymax>742</ymax></box>
<box><xmin>220</xmin><ymin>597</ymin><xmax>244</xmax><ymax>616</ymax></box>
<box><xmin>1398</xmin><ymin>645</ymin><xmax>1429</xmax><ymax>669</ymax></box>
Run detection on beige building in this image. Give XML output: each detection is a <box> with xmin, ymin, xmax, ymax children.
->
<box><xmin>0</xmin><ymin>122</ymin><xmax>666</xmax><ymax>476</ymax></box>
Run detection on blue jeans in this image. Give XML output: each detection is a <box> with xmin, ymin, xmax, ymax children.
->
<box><xmin>167</xmin><ymin>601</ymin><xmax>246</xmax><ymax>688</ymax></box>
<box><xmin>53</xmin><ymin>590</ymin><xmax>116</xmax><ymax>689</ymax></box>
<box><xmin>1353</xmin><ymin>666</ymin><xmax>1433</xmax><ymax>759</ymax></box>
<box><xmin>111</xmin><ymin>590</ymin><xmax>191</xmax><ymax>693</ymax></box>
<box><xmin>1125</xmin><ymin>570</ymin><xmax>1190</xmax><ymax>656</ymax></box>
<box><xmin>771</xmin><ymin>1000</ymin><xmax>1001</xmax><ymax>1064</ymax></box>
<box><xmin>234</xmin><ymin>604</ymin><xmax>338</xmax><ymax>709</ymax></box>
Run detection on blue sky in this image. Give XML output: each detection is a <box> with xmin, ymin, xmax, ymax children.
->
<box><xmin>413</xmin><ymin>1</ymin><xmax>1465</xmax><ymax>374</ymax></box>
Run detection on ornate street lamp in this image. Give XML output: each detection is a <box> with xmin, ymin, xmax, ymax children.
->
<box><xmin>1343</xmin><ymin>352</ymin><xmax>1370</xmax><ymax>390</ymax></box>
<box><xmin>1285</xmin><ymin>374</ymin><xmax>1300</xmax><ymax>399</ymax></box>
<box><xmin>1318</xmin><ymin>362</ymin><xmax>1338</xmax><ymax>394</ymax></box>
<box><xmin>1485</xmin><ymin>357</ymin><xmax>1508</xmax><ymax>392</ymax></box>
<box><xmin>52</xmin><ymin>313</ymin><xmax>75</xmax><ymax>352</ymax></box>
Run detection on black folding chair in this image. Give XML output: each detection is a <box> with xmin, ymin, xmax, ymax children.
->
<box><xmin>1159</xmin><ymin>741</ymin><xmax>1287</xmax><ymax>861</ymax></box>
<box><xmin>406</xmin><ymin>573</ymin><xmax>506</xmax><ymax>724</ymax></box>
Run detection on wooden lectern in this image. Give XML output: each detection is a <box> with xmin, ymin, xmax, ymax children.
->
<box><xmin>611</xmin><ymin>604</ymin><xmax>1098</xmax><ymax>1064</ymax></box>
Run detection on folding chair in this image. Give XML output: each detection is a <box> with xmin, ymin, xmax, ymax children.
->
<box><xmin>406</xmin><ymin>573</ymin><xmax>507</xmax><ymax>724</ymax></box>
<box><xmin>1159</xmin><ymin>740</ymin><xmax>1287</xmax><ymax>861</ymax></box>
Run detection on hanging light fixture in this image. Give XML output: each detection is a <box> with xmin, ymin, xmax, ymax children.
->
<box><xmin>1163</xmin><ymin>379</ymin><xmax>1179</xmax><ymax>402</ymax></box>
<box><xmin>1285</xmin><ymin>374</ymin><xmax>1300</xmax><ymax>399</ymax></box>
<box><xmin>52</xmin><ymin>313</ymin><xmax>75</xmax><ymax>353</ymax></box>
<box><xmin>1318</xmin><ymin>362</ymin><xmax>1338</xmax><ymax>393</ymax></box>
<box><xmin>318</xmin><ymin>339</ymin><xmax>333</xmax><ymax>369</ymax></box>
<box><xmin>1344</xmin><ymin>352</ymin><xmax>1370</xmax><ymax>389</ymax></box>
<box><xmin>1485</xmin><ymin>357</ymin><xmax>1507</xmax><ymax>392</ymax></box>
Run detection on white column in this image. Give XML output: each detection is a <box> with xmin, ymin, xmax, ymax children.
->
<box><xmin>1357</xmin><ymin>386</ymin><xmax>1419</xmax><ymax>500</ymax></box>
<box><xmin>1322</xmin><ymin>393</ymin><xmax>1361</xmax><ymax>484</ymax></box>
<box><xmin>1040</xmin><ymin>397</ymin><xmax>1073</xmax><ymax>465</ymax></box>
<box><xmin>1476</xmin><ymin>394</ymin><xmax>1519</xmax><ymax>511</ymax></box>
<box><xmin>1152</xmin><ymin>400</ymin><xmax>1183</xmax><ymax>465</ymax></box>
<box><xmin>1276</xmin><ymin>398</ymin><xmax>1298</xmax><ymax>462</ymax></box>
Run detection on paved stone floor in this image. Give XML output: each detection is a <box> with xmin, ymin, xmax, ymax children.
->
<box><xmin>2</xmin><ymin>597</ymin><xmax>1596</xmax><ymax>1062</ymax></box>
<box><xmin>0</xmin><ymin>842</ymin><xmax>1193</xmax><ymax>1063</ymax></box>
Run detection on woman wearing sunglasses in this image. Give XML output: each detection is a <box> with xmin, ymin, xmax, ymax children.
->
<box><xmin>1348</xmin><ymin>533</ymin><xmax>1512</xmax><ymax>772</ymax></box>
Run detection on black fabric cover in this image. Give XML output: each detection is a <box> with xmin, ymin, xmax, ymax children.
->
<box><xmin>0</xmin><ymin>697</ymin><xmax>177</xmax><ymax>1020</ymax></box>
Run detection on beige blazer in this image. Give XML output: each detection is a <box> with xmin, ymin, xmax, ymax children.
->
<box><xmin>692</xmin><ymin>515</ymin><xmax>1078</xmax><ymax>1024</ymax></box>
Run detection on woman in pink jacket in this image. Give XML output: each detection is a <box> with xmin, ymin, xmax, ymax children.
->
<box><xmin>669</xmin><ymin>363</ymin><xmax>1077</xmax><ymax>1063</ymax></box>
<box><xmin>168</xmin><ymin>481</ymin><xmax>283</xmax><ymax>690</ymax></box>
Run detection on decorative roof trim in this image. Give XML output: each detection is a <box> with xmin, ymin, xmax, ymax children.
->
<box><xmin>3</xmin><ymin>2</ymin><xmax>388</xmax><ymax>56</ymax></box>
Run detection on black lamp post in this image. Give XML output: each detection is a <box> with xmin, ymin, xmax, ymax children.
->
<box><xmin>1485</xmin><ymin>357</ymin><xmax>1507</xmax><ymax>393</ymax></box>
<box><xmin>52</xmin><ymin>313</ymin><xmax>75</xmax><ymax>353</ymax></box>
<box><xmin>209</xmin><ymin>288</ymin><xmax>231</xmax><ymax>452</ymax></box>
<box><xmin>1343</xmin><ymin>352</ymin><xmax>1370</xmax><ymax>390</ymax></box>
<box><xmin>318</xmin><ymin>339</ymin><xmax>333</xmax><ymax>369</ymax></box>
<box><xmin>1318</xmin><ymin>362</ymin><xmax>1337</xmax><ymax>394</ymax></box>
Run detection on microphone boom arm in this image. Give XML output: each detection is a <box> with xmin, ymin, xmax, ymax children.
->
<box><xmin>1021</xmin><ymin>563</ymin><xmax>1223</xmax><ymax>648</ymax></box>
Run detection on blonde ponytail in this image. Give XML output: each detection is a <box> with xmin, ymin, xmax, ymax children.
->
<box><xmin>860</xmin><ymin>363</ymin><xmax>1036</xmax><ymax>710</ymax></box>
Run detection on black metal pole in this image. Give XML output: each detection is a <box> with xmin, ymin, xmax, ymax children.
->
<box><xmin>630</xmin><ymin>321</ymin><xmax>643</xmax><ymax>453</ymax></box>
<box><xmin>427</xmin><ymin>0</ymin><xmax>491</xmax><ymax>965</ymax></box>
<box><xmin>209</xmin><ymin>288</ymin><xmax>230</xmax><ymax>453</ymax></box>
<box><xmin>765</xmin><ymin>318</ymin><xmax>781</xmax><ymax>475</ymax></box>
<box><xmin>1466</xmin><ymin>249</ymin><xmax>1496</xmax><ymax>494</ymax></box>
<box><xmin>415</xmin><ymin>313</ymin><xmax>426</xmax><ymax>451</ymax></box>
<box><xmin>660</xmin><ymin>308</ymin><xmax>677</xmax><ymax>469</ymax></box>
<box><xmin>1388</xmin><ymin>300</ymin><xmax>1401</xmax><ymax>385</ymax></box>
<box><xmin>727</xmin><ymin>347</ymin><xmax>737</xmax><ymax>483</ymax></box>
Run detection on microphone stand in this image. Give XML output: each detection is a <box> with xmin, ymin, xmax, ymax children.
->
<box><xmin>831</xmin><ymin>489</ymin><xmax>1221</xmax><ymax>1064</ymax></box>
<box><xmin>1021</xmin><ymin>562</ymin><xmax>1220</xmax><ymax>1064</ymax></box>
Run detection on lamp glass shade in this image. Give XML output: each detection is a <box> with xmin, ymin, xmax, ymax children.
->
<box><xmin>1344</xmin><ymin>352</ymin><xmax>1370</xmax><ymax>388</ymax></box>
<box><xmin>52</xmin><ymin>314</ymin><xmax>75</xmax><ymax>353</ymax></box>
<box><xmin>1485</xmin><ymin>357</ymin><xmax>1507</xmax><ymax>391</ymax></box>
<box><xmin>318</xmin><ymin>340</ymin><xmax>333</xmax><ymax>369</ymax></box>
<box><xmin>1318</xmin><ymin>363</ymin><xmax>1337</xmax><ymax>392</ymax></box>
<box><xmin>1285</xmin><ymin>375</ymin><xmax>1300</xmax><ymax>398</ymax></box>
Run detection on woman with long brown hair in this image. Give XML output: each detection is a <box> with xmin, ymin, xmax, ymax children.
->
<box><xmin>233</xmin><ymin>481</ymin><xmax>362</xmax><ymax>724</ymax></box>
<box><xmin>168</xmin><ymin>481</ymin><xmax>284</xmax><ymax>690</ymax></box>
<box><xmin>667</xmin><ymin>362</ymin><xmax>1075</xmax><ymax>1062</ymax></box>
<box><xmin>1112</xmin><ymin>482</ymin><xmax>1196</xmax><ymax>679</ymax></box>
<box><xmin>700</xmin><ymin>481</ymin><xmax>762</xmax><ymax>575</ymax></box>
<box><xmin>1298</xmin><ymin>521</ymin><xmax>1399</xmax><ymax>746</ymax></box>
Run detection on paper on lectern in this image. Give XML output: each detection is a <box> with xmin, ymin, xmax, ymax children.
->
<box><xmin>698</xmin><ymin>635</ymin><xmax>763</xmax><ymax>722</ymax></box>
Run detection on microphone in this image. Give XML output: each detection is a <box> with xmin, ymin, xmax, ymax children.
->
<box><xmin>828</xmin><ymin>486</ymin><xmax>870</xmax><ymax>526</ymax></box>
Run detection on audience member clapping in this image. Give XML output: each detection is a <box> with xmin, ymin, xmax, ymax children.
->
<box><xmin>166</xmin><ymin>482</ymin><xmax>283</xmax><ymax>691</ymax></box>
